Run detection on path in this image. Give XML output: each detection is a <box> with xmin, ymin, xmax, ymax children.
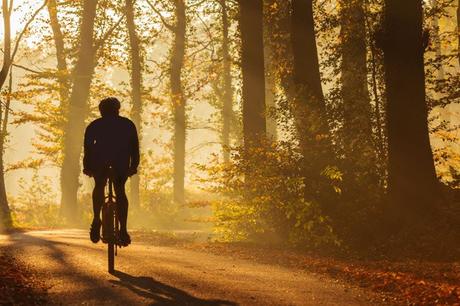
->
<box><xmin>0</xmin><ymin>230</ymin><xmax>384</xmax><ymax>305</ymax></box>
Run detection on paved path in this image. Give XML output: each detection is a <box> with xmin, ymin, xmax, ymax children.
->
<box><xmin>0</xmin><ymin>230</ymin><xmax>383</xmax><ymax>305</ymax></box>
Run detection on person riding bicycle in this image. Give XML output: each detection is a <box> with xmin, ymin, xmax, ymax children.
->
<box><xmin>83</xmin><ymin>97</ymin><xmax>139</xmax><ymax>246</ymax></box>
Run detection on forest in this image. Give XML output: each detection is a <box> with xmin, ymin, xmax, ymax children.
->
<box><xmin>0</xmin><ymin>0</ymin><xmax>459</xmax><ymax>256</ymax></box>
<box><xmin>1</xmin><ymin>0</ymin><xmax>460</xmax><ymax>304</ymax></box>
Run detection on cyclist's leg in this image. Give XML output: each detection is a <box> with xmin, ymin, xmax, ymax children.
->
<box><xmin>90</xmin><ymin>174</ymin><xmax>107</xmax><ymax>243</ymax></box>
<box><xmin>93</xmin><ymin>175</ymin><xmax>107</xmax><ymax>220</ymax></box>
<box><xmin>113</xmin><ymin>175</ymin><xmax>129</xmax><ymax>233</ymax></box>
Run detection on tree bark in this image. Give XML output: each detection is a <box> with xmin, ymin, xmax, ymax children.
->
<box><xmin>0</xmin><ymin>0</ymin><xmax>11</xmax><ymax>89</ymax></box>
<box><xmin>383</xmin><ymin>0</ymin><xmax>438</xmax><ymax>218</ymax></box>
<box><xmin>431</xmin><ymin>0</ymin><xmax>444</xmax><ymax>80</ymax></box>
<box><xmin>291</xmin><ymin>0</ymin><xmax>333</xmax><ymax>211</ymax></box>
<box><xmin>0</xmin><ymin>73</ymin><xmax>12</xmax><ymax>228</ymax></box>
<box><xmin>0</xmin><ymin>0</ymin><xmax>12</xmax><ymax>227</ymax></box>
<box><xmin>60</xmin><ymin>0</ymin><xmax>98</xmax><ymax>222</ymax></box>
<box><xmin>126</xmin><ymin>0</ymin><xmax>142</xmax><ymax>209</ymax></box>
<box><xmin>457</xmin><ymin>0</ymin><xmax>460</xmax><ymax>67</ymax></box>
<box><xmin>264</xmin><ymin>42</ymin><xmax>277</xmax><ymax>141</ymax></box>
<box><xmin>239</xmin><ymin>0</ymin><xmax>266</xmax><ymax>149</ymax></box>
<box><xmin>47</xmin><ymin>0</ymin><xmax>70</xmax><ymax>168</ymax></box>
<box><xmin>221</xmin><ymin>0</ymin><xmax>233</xmax><ymax>163</ymax></box>
<box><xmin>47</xmin><ymin>0</ymin><xmax>70</xmax><ymax>109</ymax></box>
<box><xmin>339</xmin><ymin>0</ymin><xmax>377</xmax><ymax>191</ymax></box>
<box><xmin>171</xmin><ymin>0</ymin><xmax>186</xmax><ymax>205</ymax></box>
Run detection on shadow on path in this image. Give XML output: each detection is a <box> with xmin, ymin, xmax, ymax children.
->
<box><xmin>110</xmin><ymin>270</ymin><xmax>238</xmax><ymax>306</ymax></box>
<box><xmin>4</xmin><ymin>231</ymin><xmax>134</xmax><ymax>304</ymax></box>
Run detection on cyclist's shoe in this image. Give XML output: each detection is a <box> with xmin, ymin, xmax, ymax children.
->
<box><xmin>119</xmin><ymin>230</ymin><xmax>131</xmax><ymax>247</ymax></box>
<box><xmin>90</xmin><ymin>218</ymin><xmax>101</xmax><ymax>243</ymax></box>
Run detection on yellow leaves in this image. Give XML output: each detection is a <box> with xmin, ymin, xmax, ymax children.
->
<box><xmin>200</xmin><ymin>142</ymin><xmax>338</xmax><ymax>247</ymax></box>
<box><xmin>321</xmin><ymin>165</ymin><xmax>343</xmax><ymax>181</ymax></box>
<box><xmin>6</xmin><ymin>158</ymin><xmax>45</xmax><ymax>172</ymax></box>
<box><xmin>315</xmin><ymin>133</ymin><xmax>329</xmax><ymax>141</ymax></box>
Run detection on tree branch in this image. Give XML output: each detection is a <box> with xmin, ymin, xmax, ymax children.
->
<box><xmin>12</xmin><ymin>62</ymin><xmax>45</xmax><ymax>74</ymax></box>
<box><xmin>145</xmin><ymin>0</ymin><xmax>175</xmax><ymax>32</ymax></box>
<box><xmin>94</xmin><ymin>12</ymin><xmax>126</xmax><ymax>52</ymax></box>
<box><xmin>10</xmin><ymin>0</ymin><xmax>49</xmax><ymax>64</ymax></box>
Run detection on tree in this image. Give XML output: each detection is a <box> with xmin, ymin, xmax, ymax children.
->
<box><xmin>431</xmin><ymin>0</ymin><xmax>445</xmax><ymax>80</ymax></box>
<box><xmin>291</xmin><ymin>0</ymin><xmax>334</xmax><ymax>212</ymax></box>
<box><xmin>264</xmin><ymin>46</ymin><xmax>277</xmax><ymax>141</ymax></box>
<box><xmin>126</xmin><ymin>0</ymin><xmax>142</xmax><ymax>209</ymax></box>
<box><xmin>146</xmin><ymin>0</ymin><xmax>188</xmax><ymax>205</ymax></box>
<box><xmin>46</xmin><ymin>0</ymin><xmax>70</xmax><ymax>169</ymax></box>
<box><xmin>339</xmin><ymin>0</ymin><xmax>377</xmax><ymax>196</ymax></box>
<box><xmin>170</xmin><ymin>0</ymin><xmax>187</xmax><ymax>205</ymax></box>
<box><xmin>262</xmin><ymin>0</ymin><xmax>278</xmax><ymax>141</ymax></box>
<box><xmin>382</xmin><ymin>0</ymin><xmax>439</xmax><ymax>219</ymax></box>
<box><xmin>0</xmin><ymin>0</ymin><xmax>13</xmax><ymax>227</ymax></box>
<box><xmin>220</xmin><ymin>0</ymin><xmax>234</xmax><ymax>163</ymax></box>
<box><xmin>47</xmin><ymin>0</ymin><xmax>70</xmax><ymax>110</ymax></box>
<box><xmin>60</xmin><ymin>0</ymin><xmax>99</xmax><ymax>222</ymax></box>
<box><xmin>0</xmin><ymin>0</ymin><xmax>48</xmax><ymax>227</ymax></box>
<box><xmin>239</xmin><ymin>0</ymin><xmax>266</xmax><ymax>150</ymax></box>
<box><xmin>457</xmin><ymin>0</ymin><xmax>460</xmax><ymax>65</ymax></box>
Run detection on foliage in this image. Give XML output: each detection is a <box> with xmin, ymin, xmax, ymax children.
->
<box><xmin>198</xmin><ymin>141</ymin><xmax>340</xmax><ymax>248</ymax></box>
<box><xmin>10</xmin><ymin>171</ymin><xmax>62</xmax><ymax>228</ymax></box>
<box><xmin>0</xmin><ymin>0</ymin><xmax>459</xmax><ymax>251</ymax></box>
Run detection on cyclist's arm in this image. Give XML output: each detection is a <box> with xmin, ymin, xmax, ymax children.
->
<box><xmin>83</xmin><ymin>124</ymin><xmax>94</xmax><ymax>172</ymax></box>
<box><xmin>130</xmin><ymin>123</ymin><xmax>140</xmax><ymax>170</ymax></box>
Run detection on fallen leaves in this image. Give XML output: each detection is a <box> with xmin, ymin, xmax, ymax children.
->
<box><xmin>0</xmin><ymin>252</ymin><xmax>48</xmax><ymax>305</ymax></box>
<box><xmin>184</xmin><ymin>241</ymin><xmax>460</xmax><ymax>305</ymax></box>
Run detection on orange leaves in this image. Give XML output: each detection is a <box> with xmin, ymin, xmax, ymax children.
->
<box><xmin>195</xmin><ymin>241</ymin><xmax>460</xmax><ymax>306</ymax></box>
<box><xmin>321</xmin><ymin>260</ymin><xmax>460</xmax><ymax>305</ymax></box>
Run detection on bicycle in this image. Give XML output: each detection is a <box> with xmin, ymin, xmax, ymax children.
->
<box><xmin>101</xmin><ymin>167</ymin><xmax>120</xmax><ymax>273</ymax></box>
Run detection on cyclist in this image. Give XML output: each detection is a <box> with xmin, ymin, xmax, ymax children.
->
<box><xmin>83</xmin><ymin>97</ymin><xmax>139</xmax><ymax>246</ymax></box>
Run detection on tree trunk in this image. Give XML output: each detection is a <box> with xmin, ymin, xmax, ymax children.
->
<box><xmin>60</xmin><ymin>0</ymin><xmax>98</xmax><ymax>223</ymax></box>
<box><xmin>368</xmin><ymin>29</ymin><xmax>386</xmax><ymax>182</ymax></box>
<box><xmin>383</xmin><ymin>0</ymin><xmax>438</xmax><ymax>219</ymax></box>
<box><xmin>0</xmin><ymin>0</ymin><xmax>11</xmax><ymax>89</ymax></box>
<box><xmin>291</xmin><ymin>0</ymin><xmax>333</xmax><ymax>211</ymax></box>
<box><xmin>221</xmin><ymin>0</ymin><xmax>233</xmax><ymax>163</ymax></box>
<box><xmin>431</xmin><ymin>0</ymin><xmax>444</xmax><ymax>80</ymax></box>
<box><xmin>339</xmin><ymin>0</ymin><xmax>377</xmax><ymax>192</ymax></box>
<box><xmin>239</xmin><ymin>0</ymin><xmax>267</xmax><ymax>150</ymax></box>
<box><xmin>126</xmin><ymin>0</ymin><xmax>142</xmax><ymax>209</ymax></box>
<box><xmin>264</xmin><ymin>43</ymin><xmax>277</xmax><ymax>141</ymax></box>
<box><xmin>171</xmin><ymin>0</ymin><xmax>186</xmax><ymax>205</ymax></box>
<box><xmin>458</xmin><ymin>0</ymin><xmax>460</xmax><ymax>66</ymax></box>
<box><xmin>0</xmin><ymin>72</ymin><xmax>12</xmax><ymax>228</ymax></box>
<box><xmin>0</xmin><ymin>0</ymin><xmax>12</xmax><ymax>227</ymax></box>
<box><xmin>47</xmin><ymin>0</ymin><xmax>71</xmax><ymax>169</ymax></box>
<box><xmin>47</xmin><ymin>0</ymin><xmax>70</xmax><ymax>109</ymax></box>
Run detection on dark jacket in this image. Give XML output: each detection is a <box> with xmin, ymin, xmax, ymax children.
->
<box><xmin>83</xmin><ymin>115</ymin><xmax>139</xmax><ymax>175</ymax></box>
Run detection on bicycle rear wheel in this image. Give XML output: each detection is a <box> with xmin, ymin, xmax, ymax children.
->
<box><xmin>104</xmin><ymin>202</ymin><xmax>116</xmax><ymax>273</ymax></box>
<box><xmin>108</xmin><ymin>241</ymin><xmax>115</xmax><ymax>273</ymax></box>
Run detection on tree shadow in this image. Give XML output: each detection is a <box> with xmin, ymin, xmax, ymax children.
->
<box><xmin>4</xmin><ymin>232</ymin><xmax>134</xmax><ymax>304</ymax></box>
<box><xmin>110</xmin><ymin>270</ymin><xmax>238</xmax><ymax>306</ymax></box>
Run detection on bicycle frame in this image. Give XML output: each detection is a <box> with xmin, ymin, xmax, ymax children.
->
<box><xmin>102</xmin><ymin>167</ymin><xmax>120</xmax><ymax>273</ymax></box>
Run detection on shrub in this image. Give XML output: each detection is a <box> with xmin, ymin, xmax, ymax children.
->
<box><xmin>199</xmin><ymin>141</ymin><xmax>340</xmax><ymax>248</ymax></box>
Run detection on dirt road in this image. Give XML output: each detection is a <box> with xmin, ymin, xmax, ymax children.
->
<box><xmin>0</xmin><ymin>230</ymin><xmax>383</xmax><ymax>305</ymax></box>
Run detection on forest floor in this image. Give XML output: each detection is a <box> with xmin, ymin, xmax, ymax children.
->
<box><xmin>0</xmin><ymin>229</ymin><xmax>458</xmax><ymax>305</ymax></box>
<box><xmin>0</xmin><ymin>229</ymin><xmax>386</xmax><ymax>305</ymax></box>
<box><xmin>0</xmin><ymin>248</ymin><xmax>47</xmax><ymax>305</ymax></box>
<box><xmin>133</xmin><ymin>230</ymin><xmax>460</xmax><ymax>305</ymax></box>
